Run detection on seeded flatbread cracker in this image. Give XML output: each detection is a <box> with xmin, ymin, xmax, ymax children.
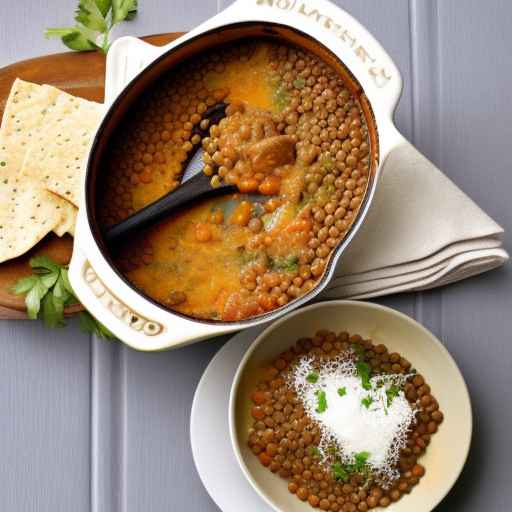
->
<box><xmin>24</xmin><ymin>90</ymin><xmax>104</xmax><ymax>208</ymax></box>
<box><xmin>0</xmin><ymin>79</ymin><xmax>74</xmax><ymax>263</ymax></box>
<box><xmin>53</xmin><ymin>205</ymin><xmax>77</xmax><ymax>237</ymax></box>
<box><xmin>18</xmin><ymin>87</ymin><xmax>99</xmax><ymax>236</ymax></box>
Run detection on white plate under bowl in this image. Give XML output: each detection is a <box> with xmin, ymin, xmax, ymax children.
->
<box><xmin>190</xmin><ymin>324</ymin><xmax>273</xmax><ymax>512</ymax></box>
<box><xmin>229</xmin><ymin>301</ymin><xmax>472</xmax><ymax>512</ymax></box>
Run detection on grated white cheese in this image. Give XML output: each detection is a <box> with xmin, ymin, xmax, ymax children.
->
<box><xmin>291</xmin><ymin>353</ymin><xmax>416</xmax><ymax>485</ymax></box>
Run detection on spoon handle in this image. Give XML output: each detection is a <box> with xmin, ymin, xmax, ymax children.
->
<box><xmin>104</xmin><ymin>172</ymin><xmax>234</xmax><ymax>245</ymax></box>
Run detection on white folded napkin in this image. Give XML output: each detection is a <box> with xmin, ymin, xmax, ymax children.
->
<box><xmin>322</xmin><ymin>142</ymin><xmax>508</xmax><ymax>300</ymax></box>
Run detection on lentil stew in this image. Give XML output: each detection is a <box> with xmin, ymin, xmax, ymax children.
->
<box><xmin>245</xmin><ymin>329</ymin><xmax>444</xmax><ymax>511</ymax></box>
<box><xmin>96</xmin><ymin>38</ymin><xmax>376</xmax><ymax>321</ymax></box>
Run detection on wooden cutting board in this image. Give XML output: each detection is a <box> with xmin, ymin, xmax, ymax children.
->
<box><xmin>0</xmin><ymin>33</ymin><xmax>182</xmax><ymax>319</ymax></box>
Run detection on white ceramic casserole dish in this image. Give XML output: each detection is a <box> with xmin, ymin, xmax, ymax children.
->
<box><xmin>70</xmin><ymin>0</ymin><xmax>431</xmax><ymax>350</ymax></box>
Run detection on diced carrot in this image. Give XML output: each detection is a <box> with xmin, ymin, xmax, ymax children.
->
<box><xmin>229</xmin><ymin>201</ymin><xmax>253</xmax><ymax>226</ymax></box>
<box><xmin>258</xmin><ymin>175</ymin><xmax>281</xmax><ymax>196</ymax></box>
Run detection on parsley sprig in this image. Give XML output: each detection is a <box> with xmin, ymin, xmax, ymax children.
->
<box><xmin>332</xmin><ymin>451</ymin><xmax>371</xmax><ymax>482</ymax></box>
<box><xmin>306</xmin><ymin>371</ymin><xmax>319</xmax><ymax>384</ymax></box>
<box><xmin>45</xmin><ymin>0</ymin><xmax>138</xmax><ymax>54</ymax></box>
<box><xmin>315</xmin><ymin>389</ymin><xmax>328</xmax><ymax>413</ymax></box>
<box><xmin>12</xmin><ymin>256</ymin><xmax>115</xmax><ymax>339</ymax></box>
<box><xmin>361</xmin><ymin>395</ymin><xmax>373</xmax><ymax>409</ymax></box>
<box><xmin>356</xmin><ymin>361</ymin><xmax>372</xmax><ymax>391</ymax></box>
<box><xmin>337</xmin><ymin>387</ymin><xmax>347</xmax><ymax>397</ymax></box>
<box><xmin>385</xmin><ymin>385</ymin><xmax>401</xmax><ymax>408</ymax></box>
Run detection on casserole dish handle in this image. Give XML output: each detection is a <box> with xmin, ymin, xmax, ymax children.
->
<box><xmin>69</xmin><ymin>243</ymin><xmax>233</xmax><ymax>351</ymax></box>
<box><xmin>107</xmin><ymin>0</ymin><xmax>403</xmax><ymax>120</ymax></box>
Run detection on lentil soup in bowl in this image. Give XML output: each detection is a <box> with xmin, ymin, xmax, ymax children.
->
<box><xmin>229</xmin><ymin>301</ymin><xmax>472</xmax><ymax>511</ymax></box>
<box><xmin>70</xmin><ymin>0</ymin><xmax>415</xmax><ymax>349</ymax></box>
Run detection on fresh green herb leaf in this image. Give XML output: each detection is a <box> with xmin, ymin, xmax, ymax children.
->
<box><xmin>53</xmin><ymin>274</ymin><xmax>71</xmax><ymax>303</ymax></box>
<box><xmin>42</xmin><ymin>293</ymin><xmax>65</xmax><ymax>328</ymax></box>
<box><xmin>112</xmin><ymin>0</ymin><xmax>138</xmax><ymax>24</ymax></box>
<box><xmin>315</xmin><ymin>389</ymin><xmax>328</xmax><ymax>413</ymax></box>
<box><xmin>95</xmin><ymin>0</ymin><xmax>112</xmax><ymax>17</ymax></box>
<box><xmin>79</xmin><ymin>311</ymin><xmax>116</xmax><ymax>339</ymax></box>
<box><xmin>44</xmin><ymin>27</ymin><xmax>82</xmax><ymax>39</ymax></box>
<box><xmin>12</xmin><ymin>256</ymin><xmax>115</xmax><ymax>340</ymax></box>
<box><xmin>75</xmin><ymin>0</ymin><xmax>108</xmax><ymax>32</ymax></box>
<box><xmin>45</xmin><ymin>0</ymin><xmax>137</xmax><ymax>54</ymax></box>
<box><xmin>39</xmin><ymin>270</ymin><xmax>59</xmax><ymax>290</ymax></box>
<box><xmin>386</xmin><ymin>385</ymin><xmax>401</xmax><ymax>408</ymax></box>
<box><xmin>306</xmin><ymin>372</ymin><xmax>319</xmax><ymax>384</ymax></box>
<box><xmin>60</xmin><ymin>268</ymin><xmax>76</xmax><ymax>297</ymax></box>
<box><xmin>356</xmin><ymin>361</ymin><xmax>372</xmax><ymax>390</ymax></box>
<box><xmin>337</xmin><ymin>387</ymin><xmax>347</xmax><ymax>397</ymax></box>
<box><xmin>24</xmin><ymin>279</ymin><xmax>48</xmax><ymax>320</ymax></box>
<box><xmin>361</xmin><ymin>395</ymin><xmax>373</xmax><ymax>409</ymax></box>
<box><xmin>292</xmin><ymin>78</ymin><xmax>306</xmax><ymax>89</ymax></box>
<box><xmin>332</xmin><ymin>451</ymin><xmax>371</xmax><ymax>483</ymax></box>
<box><xmin>30</xmin><ymin>255</ymin><xmax>62</xmax><ymax>274</ymax></box>
<box><xmin>353</xmin><ymin>451</ymin><xmax>370</xmax><ymax>472</ymax></box>
<box><xmin>45</xmin><ymin>26</ymin><xmax>98</xmax><ymax>51</ymax></box>
<box><xmin>351</xmin><ymin>342</ymin><xmax>365</xmax><ymax>359</ymax></box>
<box><xmin>332</xmin><ymin>462</ymin><xmax>349</xmax><ymax>482</ymax></box>
<box><xmin>269</xmin><ymin>255</ymin><xmax>299</xmax><ymax>272</ymax></box>
<box><xmin>11</xmin><ymin>276</ymin><xmax>39</xmax><ymax>295</ymax></box>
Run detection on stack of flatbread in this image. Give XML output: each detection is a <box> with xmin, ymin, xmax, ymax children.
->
<box><xmin>0</xmin><ymin>79</ymin><xmax>103</xmax><ymax>263</ymax></box>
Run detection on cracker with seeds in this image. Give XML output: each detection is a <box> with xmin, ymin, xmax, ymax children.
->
<box><xmin>22</xmin><ymin>89</ymin><xmax>104</xmax><ymax>208</ymax></box>
<box><xmin>0</xmin><ymin>80</ymin><xmax>74</xmax><ymax>263</ymax></box>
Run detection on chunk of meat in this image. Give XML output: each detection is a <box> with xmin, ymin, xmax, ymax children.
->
<box><xmin>245</xmin><ymin>135</ymin><xmax>296</xmax><ymax>174</ymax></box>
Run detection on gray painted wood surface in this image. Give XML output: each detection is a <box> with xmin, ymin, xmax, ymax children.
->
<box><xmin>1</xmin><ymin>1</ymin><xmax>511</xmax><ymax>511</ymax></box>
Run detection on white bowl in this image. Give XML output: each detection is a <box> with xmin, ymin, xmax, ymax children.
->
<box><xmin>229</xmin><ymin>300</ymin><xmax>472</xmax><ymax>512</ymax></box>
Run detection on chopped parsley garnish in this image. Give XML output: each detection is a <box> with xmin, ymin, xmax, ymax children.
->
<box><xmin>315</xmin><ymin>389</ymin><xmax>328</xmax><ymax>413</ymax></box>
<box><xmin>332</xmin><ymin>451</ymin><xmax>371</xmax><ymax>482</ymax></box>
<box><xmin>269</xmin><ymin>255</ymin><xmax>299</xmax><ymax>272</ymax></box>
<box><xmin>332</xmin><ymin>462</ymin><xmax>349</xmax><ymax>482</ymax></box>
<box><xmin>361</xmin><ymin>396</ymin><xmax>373</xmax><ymax>409</ymax></box>
<box><xmin>356</xmin><ymin>361</ymin><xmax>372</xmax><ymax>390</ymax></box>
<box><xmin>306</xmin><ymin>372</ymin><xmax>319</xmax><ymax>384</ymax></box>
<box><xmin>353</xmin><ymin>451</ymin><xmax>370</xmax><ymax>472</ymax></box>
<box><xmin>337</xmin><ymin>387</ymin><xmax>347</xmax><ymax>397</ymax></box>
<box><xmin>351</xmin><ymin>342</ymin><xmax>365</xmax><ymax>359</ymax></box>
<box><xmin>386</xmin><ymin>385</ymin><xmax>401</xmax><ymax>407</ymax></box>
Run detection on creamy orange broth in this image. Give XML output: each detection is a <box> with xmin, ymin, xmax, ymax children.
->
<box><xmin>204</xmin><ymin>44</ymin><xmax>275</xmax><ymax>112</ymax></box>
<box><xmin>124</xmin><ymin>197</ymin><xmax>251</xmax><ymax>318</ymax></box>
<box><xmin>99</xmin><ymin>40</ymin><xmax>371</xmax><ymax>321</ymax></box>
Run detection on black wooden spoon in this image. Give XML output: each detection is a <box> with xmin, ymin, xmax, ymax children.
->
<box><xmin>103</xmin><ymin>102</ymin><xmax>235</xmax><ymax>246</ymax></box>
